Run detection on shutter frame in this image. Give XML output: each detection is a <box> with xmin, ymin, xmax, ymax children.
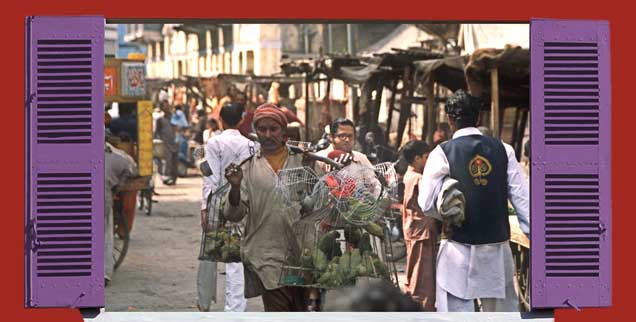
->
<box><xmin>530</xmin><ymin>18</ymin><xmax>611</xmax><ymax>309</ymax></box>
<box><xmin>25</xmin><ymin>16</ymin><xmax>105</xmax><ymax>308</ymax></box>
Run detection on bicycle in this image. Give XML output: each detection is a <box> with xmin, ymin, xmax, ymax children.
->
<box><xmin>112</xmin><ymin>192</ymin><xmax>130</xmax><ymax>270</ymax></box>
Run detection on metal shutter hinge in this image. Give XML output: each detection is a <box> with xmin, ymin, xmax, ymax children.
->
<box><xmin>27</xmin><ymin>218</ymin><xmax>41</xmax><ymax>250</ymax></box>
<box><xmin>25</xmin><ymin>93</ymin><xmax>36</xmax><ymax>109</ymax></box>
<box><xmin>564</xmin><ymin>298</ymin><xmax>581</xmax><ymax>311</ymax></box>
<box><xmin>71</xmin><ymin>292</ymin><xmax>86</xmax><ymax>308</ymax></box>
<box><xmin>599</xmin><ymin>222</ymin><xmax>607</xmax><ymax>241</ymax></box>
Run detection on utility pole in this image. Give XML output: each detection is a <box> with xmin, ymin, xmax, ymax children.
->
<box><xmin>303</xmin><ymin>24</ymin><xmax>309</xmax><ymax>54</ymax></box>
<box><xmin>328</xmin><ymin>24</ymin><xmax>333</xmax><ymax>54</ymax></box>
<box><xmin>346</xmin><ymin>24</ymin><xmax>354</xmax><ymax>55</ymax></box>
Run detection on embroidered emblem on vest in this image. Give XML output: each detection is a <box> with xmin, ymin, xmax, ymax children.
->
<box><xmin>469</xmin><ymin>154</ymin><xmax>492</xmax><ymax>186</ymax></box>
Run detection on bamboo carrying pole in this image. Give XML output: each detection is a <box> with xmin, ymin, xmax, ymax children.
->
<box><xmin>490</xmin><ymin>68</ymin><xmax>500</xmax><ymax>139</ymax></box>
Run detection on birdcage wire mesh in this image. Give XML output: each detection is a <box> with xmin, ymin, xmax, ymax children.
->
<box><xmin>192</xmin><ymin>145</ymin><xmax>205</xmax><ymax>160</ymax></box>
<box><xmin>275</xmin><ymin>166</ymin><xmax>324</xmax><ymax>209</ymax></box>
<box><xmin>373</xmin><ymin>162</ymin><xmax>399</xmax><ymax>202</ymax></box>
<box><xmin>279</xmin><ymin>216</ymin><xmax>395</xmax><ymax>290</ymax></box>
<box><xmin>198</xmin><ymin>183</ymin><xmax>243</xmax><ymax>262</ymax></box>
<box><xmin>286</xmin><ymin>140</ymin><xmax>313</xmax><ymax>151</ymax></box>
<box><xmin>318</xmin><ymin>164</ymin><xmax>390</xmax><ymax>226</ymax></box>
<box><xmin>275</xmin><ymin>162</ymin><xmax>399</xmax><ymax>290</ymax></box>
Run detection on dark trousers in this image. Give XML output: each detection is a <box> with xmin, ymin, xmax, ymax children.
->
<box><xmin>262</xmin><ymin>286</ymin><xmax>306</xmax><ymax>312</ymax></box>
<box><xmin>161</xmin><ymin>150</ymin><xmax>178</xmax><ymax>180</ymax></box>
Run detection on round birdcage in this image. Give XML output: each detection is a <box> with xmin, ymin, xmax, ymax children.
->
<box><xmin>277</xmin><ymin>162</ymin><xmax>395</xmax><ymax>226</ymax></box>
<box><xmin>276</xmin><ymin>162</ymin><xmax>399</xmax><ymax>292</ymax></box>
<box><xmin>279</xmin><ymin>216</ymin><xmax>397</xmax><ymax>290</ymax></box>
<box><xmin>373</xmin><ymin>162</ymin><xmax>399</xmax><ymax>202</ymax></box>
<box><xmin>198</xmin><ymin>183</ymin><xmax>242</xmax><ymax>263</ymax></box>
<box><xmin>275</xmin><ymin>166</ymin><xmax>331</xmax><ymax>215</ymax></box>
<box><xmin>320</xmin><ymin>164</ymin><xmax>391</xmax><ymax>226</ymax></box>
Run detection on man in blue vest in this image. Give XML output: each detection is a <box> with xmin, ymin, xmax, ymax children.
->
<box><xmin>417</xmin><ymin>90</ymin><xmax>529</xmax><ymax>312</ymax></box>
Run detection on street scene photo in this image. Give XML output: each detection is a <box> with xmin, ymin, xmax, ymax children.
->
<box><xmin>103</xmin><ymin>22</ymin><xmax>531</xmax><ymax>312</ymax></box>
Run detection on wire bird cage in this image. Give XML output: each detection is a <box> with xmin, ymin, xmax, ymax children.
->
<box><xmin>196</xmin><ymin>140</ymin><xmax>257</xmax><ymax>263</ymax></box>
<box><xmin>373</xmin><ymin>162</ymin><xmax>399</xmax><ymax>202</ymax></box>
<box><xmin>198</xmin><ymin>183</ymin><xmax>243</xmax><ymax>262</ymax></box>
<box><xmin>276</xmin><ymin>162</ymin><xmax>400</xmax><ymax>291</ymax></box>
<box><xmin>286</xmin><ymin>140</ymin><xmax>313</xmax><ymax>151</ymax></box>
<box><xmin>192</xmin><ymin>145</ymin><xmax>205</xmax><ymax>160</ymax></box>
<box><xmin>279</xmin><ymin>214</ymin><xmax>397</xmax><ymax>290</ymax></box>
<box><xmin>275</xmin><ymin>166</ymin><xmax>325</xmax><ymax>210</ymax></box>
<box><xmin>276</xmin><ymin>162</ymin><xmax>397</xmax><ymax>226</ymax></box>
<box><xmin>322</xmin><ymin>164</ymin><xmax>391</xmax><ymax>226</ymax></box>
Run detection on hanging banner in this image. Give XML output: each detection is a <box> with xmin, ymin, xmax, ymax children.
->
<box><xmin>137</xmin><ymin>100</ymin><xmax>154</xmax><ymax>177</ymax></box>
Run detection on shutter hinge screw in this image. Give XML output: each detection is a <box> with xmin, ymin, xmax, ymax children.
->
<box><xmin>564</xmin><ymin>298</ymin><xmax>581</xmax><ymax>311</ymax></box>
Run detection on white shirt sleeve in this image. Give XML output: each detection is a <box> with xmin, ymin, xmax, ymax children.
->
<box><xmin>201</xmin><ymin>176</ymin><xmax>212</xmax><ymax>210</ymax></box>
<box><xmin>503</xmin><ymin>143</ymin><xmax>530</xmax><ymax>235</ymax></box>
<box><xmin>209</xmin><ymin>138</ymin><xmax>224</xmax><ymax>198</ymax></box>
<box><xmin>201</xmin><ymin>138</ymin><xmax>220</xmax><ymax>210</ymax></box>
<box><xmin>418</xmin><ymin>145</ymin><xmax>450</xmax><ymax>212</ymax></box>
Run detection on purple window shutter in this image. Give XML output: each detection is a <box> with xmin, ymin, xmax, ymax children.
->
<box><xmin>25</xmin><ymin>16</ymin><xmax>104</xmax><ymax>308</ymax></box>
<box><xmin>530</xmin><ymin>19</ymin><xmax>611</xmax><ymax>309</ymax></box>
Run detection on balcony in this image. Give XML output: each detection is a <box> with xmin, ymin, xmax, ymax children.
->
<box><xmin>124</xmin><ymin>24</ymin><xmax>163</xmax><ymax>44</ymax></box>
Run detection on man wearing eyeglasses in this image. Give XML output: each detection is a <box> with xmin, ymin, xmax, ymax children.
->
<box><xmin>315</xmin><ymin>118</ymin><xmax>373</xmax><ymax>173</ymax></box>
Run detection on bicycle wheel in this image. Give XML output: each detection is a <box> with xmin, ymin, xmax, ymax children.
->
<box><xmin>113</xmin><ymin>207</ymin><xmax>130</xmax><ymax>270</ymax></box>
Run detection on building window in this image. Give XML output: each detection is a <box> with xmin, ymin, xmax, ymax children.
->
<box><xmin>238</xmin><ymin>52</ymin><xmax>244</xmax><ymax>74</ymax></box>
<box><xmin>225</xmin><ymin>53</ymin><xmax>232</xmax><ymax>74</ymax></box>
<box><xmin>246</xmin><ymin>50</ymin><xmax>255</xmax><ymax>74</ymax></box>
<box><xmin>157</xmin><ymin>42</ymin><xmax>163</xmax><ymax>62</ymax></box>
<box><xmin>188</xmin><ymin>33</ymin><xmax>199</xmax><ymax>54</ymax></box>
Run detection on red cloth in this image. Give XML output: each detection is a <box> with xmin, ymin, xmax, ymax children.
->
<box><xmin>326</xmin><ymin>149</ymin><xmax>353</xmax><ymax>167</ymax></box>
<box><xmin>252</xmin><ymin>104</ymin><xmax>288</xmax><ymax>130</ymax></box>
<box><xmin>280</xmin><ymin>107</ymin><xmax>303</xmax><ymax>125</ymax></box>
<box><xmin>238</xmin><ymin>111</ymin><xmax>255</xmax><ymax>137</ymax></box>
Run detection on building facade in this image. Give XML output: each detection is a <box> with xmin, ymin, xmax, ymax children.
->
<box><xmin>138</xmin><ymin>23</ymin><xmax>405</xmax><ymax>79</ymax></box>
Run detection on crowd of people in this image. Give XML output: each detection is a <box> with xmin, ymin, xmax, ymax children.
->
<box><xmin>192</xmin><ymin>87</ymin><xmax>529</xmax><ymax>312</ymax></box>
<box><xmin>104</xmin><ymin>81</ymin><xmax>529</xmax><ymax>312</ymax></box>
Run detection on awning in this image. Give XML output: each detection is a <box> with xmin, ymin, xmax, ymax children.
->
<box><xmin>465</xmin><ymin>46</ymin><xmax>530</xmax><ymax>108</ymax></box>
<box><xmin>413</xmin><ymin>55</ymin><xmax>468</xmax><ymax>92</ymax></box>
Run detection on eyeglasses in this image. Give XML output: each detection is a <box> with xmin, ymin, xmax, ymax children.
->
<box><xmin>335</xmin><ymin>133</ymin><xmax>355</xmax><ymax>140</ymax></box>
